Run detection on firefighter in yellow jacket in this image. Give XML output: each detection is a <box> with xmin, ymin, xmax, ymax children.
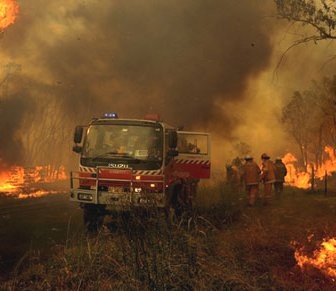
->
<box><xmin>241</xmin><ymin>156</ymin><xmax>261</xmax><ymax>206</ymax></box>
<box><xmin>260</xmin><ymin>153</ymin><xmax>276</xmax><ymax>205</ymax></box>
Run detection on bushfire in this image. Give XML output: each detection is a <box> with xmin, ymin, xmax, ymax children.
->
<box><xmin>283</xmin><ymin>146</ymin><xmax>336</xmax><ymax>189</ymax></box>
<box><xmin>293</xmin><ymin>238</ymin><xmax>336</xmax><ymax>279</ymax></box>
<box><xmin>0</xmin><ymin>0</ymin><xmax>19</xmax><ymax>31</ymax></box>
<box><xmin>0</xmin><ymin>165</ymin><xmax>67</xmax><ymax>198</ymax></box>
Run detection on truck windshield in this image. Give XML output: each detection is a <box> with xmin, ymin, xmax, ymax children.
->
<box><xmin>82</xmin><ymin>124</ymin><xmax>163</xmax><ymax>163</ymax></box>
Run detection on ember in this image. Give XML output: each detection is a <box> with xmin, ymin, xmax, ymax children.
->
<box><xmin>0</xmin><ymin>0</ymin><xmax>19</xmax><ymax>31</ymax></box>
<box><xmin>294</xmin><ymin>238</ymin><xmax>336</xmax><ymax>278</ymax></box>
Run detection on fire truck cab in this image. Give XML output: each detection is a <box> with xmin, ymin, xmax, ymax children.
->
<box><xmin>70</xmin><ymin>113</ymin><xmax>211</xmax><ymax>231</ymax></box>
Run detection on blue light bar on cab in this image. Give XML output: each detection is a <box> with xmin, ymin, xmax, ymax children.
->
<box><xmin>103</xmin><ymin>112</ymin><xmax>118</xmax><ymax>118</ymax></box>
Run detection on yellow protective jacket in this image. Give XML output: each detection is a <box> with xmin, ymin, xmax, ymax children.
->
<box><xmin>241</xmin><ymin>160</ymin><xmax>261</xmax><ymax>185</ymax></box>
<box><xmin>260</xmin><ymin>160</ymin><xmax>276</xmax><ymax>184</ymax></box>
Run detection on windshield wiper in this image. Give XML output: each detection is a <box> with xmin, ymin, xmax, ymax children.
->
<box><xmin>91</xmin><ymin>152</ymin><xmax>134</xmax><ymax>160</ymax></box>
<box><xmin>88</xmin><ymin>152</ymin><xmax>158</xmax><ymax>164</ymax></box>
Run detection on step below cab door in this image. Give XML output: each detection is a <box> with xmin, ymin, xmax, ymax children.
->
<box><xmin>175</xmin><ymin>131</ymin><xmax>211</xmax><ymax>179</ymax></box>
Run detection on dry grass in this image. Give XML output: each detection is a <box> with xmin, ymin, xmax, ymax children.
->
<box><xmin>2</xmin><ymin>182</ymin><xmax>336</xmax><ymax>290</ymax></box>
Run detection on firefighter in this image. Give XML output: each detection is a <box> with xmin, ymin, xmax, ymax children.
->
<box><xmin>274</xmin><ymin>157</ymin><xmax>287</xmax><ymax>195</ymax></box>
<box><xmin>241</xmin><ymin>156</ymin><xmax>261</xmax><ymax>206</ymax></box>
<box><xmin>226</xmin><ymin>158</ymin><xmax>242</xmax><ymax>191</ymax></box>
<box><xmin>260</xmin><ymin>153</ymin><xmax>276</xmax><ymax>205</ymax></box>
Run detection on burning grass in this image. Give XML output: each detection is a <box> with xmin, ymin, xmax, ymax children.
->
<box><xmin>0</xmin><ymin>165</ymin><xmax>68</xmax><ymax>198</ymax></box>
<box><xmin>2</xmin><ymin>183</ymin><xmax>336</xmax><ymax>289</ymax></box>
<box><xmin>293</xmin><ymin>238</ymin><xmax>336</xmax><ymax>279</ymax></box>
<box><xmin>283</xmin><ymin>145</ymin><xmax>336</xmax><ymax>189</ymax></box>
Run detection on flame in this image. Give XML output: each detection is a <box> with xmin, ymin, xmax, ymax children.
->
<box><xmin>17</xmin><ymin>190</ymin><xmax>61</xmax><ymax>199</ymax></box>
<box><xmin>315</xmin><ymin>146</ymin><xmax>336</xmax><ymax>177</ymax></box>
<box><xmin>0</xmin><ymin>0</ymin><xmax>19</xmax><ymax>31</ymax></box>
<box><xmin>0</xmin><ymin>165</ymin><xmax>67</xmax><ymax>198</ymax></box>
<box><xmin>0</xmin><ymin>166</ymin><xmax>23</xmax><ymax>192</ymax></box>
<box><xmin>294</xmin><ymin>238</ymin><xmax>336</xmax><ymax>278</ymax></box>
<box><xmin>283</xmin><ymin>153</ymin><xmax>312</xmax><ymax>189</ymax></box>
<box><xmin>283</xmin><ymin>146</ymin><xmax>336</xmax><ymax>189</ymax></box>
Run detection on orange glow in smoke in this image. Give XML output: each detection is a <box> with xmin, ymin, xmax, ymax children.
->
<box><xmin>294</xmin><ymin>238</ymin><xmax>336</xmax><ymax>278</ymax></box>
<box><xmin>0</xmin><ymin>0</ymin><xmax>19</xmax><ymax>31</ymax></box>
<box><xmin>0</xmin><ymin>165</ymin><xmax>67</xmax><ymax>198</ymax></box>
<box><xmin>283</xmin><ymin>146</ymin><xmax>336</xmax><ymax>189</ymax></box>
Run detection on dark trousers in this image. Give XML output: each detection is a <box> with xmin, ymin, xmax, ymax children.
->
<box><xmin>274</xmin><ymin>182</ymin><xmax>284</xmax><ymax>194</ymax></box>
<box><xmin>246</xmin><ymin>184</ymin><xmax>259</xmax><ymax>206</ymax></box>
<box><xmin>263</xmin><ymin>182</ymin><xmax>273</xmax><ymax>204</ymax></box>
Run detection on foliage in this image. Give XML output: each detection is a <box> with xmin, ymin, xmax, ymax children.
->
<box><xmin>275</xmin><ymin>0</ymin><xmax>336</xmax><ymax>41</ymax></box>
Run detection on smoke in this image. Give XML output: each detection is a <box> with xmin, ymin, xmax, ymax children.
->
<box><xmin>3</xmin><ymin>0</ymin><xmax>328</xmax><ymax>170</ymax></box>
<box><xmin>2</xmin><ymin>0</ymin><xmax>274</xmax><ymax>122</ymax></box>
<box><xmin>0</xmin><ymin>93</ymin><xmax>35</xmax><ymax>168</ymax></box>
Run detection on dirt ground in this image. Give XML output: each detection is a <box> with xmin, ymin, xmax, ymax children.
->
<box><xmin>0</xmin><ymin>193</ymin><xmax>82</xmax><ymax>277</ymax></box>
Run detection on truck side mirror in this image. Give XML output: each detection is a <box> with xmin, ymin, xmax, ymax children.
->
<box><xmin>74</xmin><ymin>126</ymin><xmax>83</xmax><ymax>144</ymax></box>
<box><xmin>168</xmin><ymin>131</ymin><xmax>177</xmax><ymax>148</ymax></box>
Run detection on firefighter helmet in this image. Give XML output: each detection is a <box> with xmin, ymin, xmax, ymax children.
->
<box><xmin>261</xmin><ymin>153</ymin><xmax>270</xmax><ymax>160</ymax></box>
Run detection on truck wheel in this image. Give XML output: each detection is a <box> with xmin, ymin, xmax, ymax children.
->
<box><xmin>83</xmin><ymin>204</ymin><xmax>105</xmax><ymax>233</ymax></box>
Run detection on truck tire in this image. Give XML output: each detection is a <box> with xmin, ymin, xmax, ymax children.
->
<box><xmin>83</xmin><ymin>204</ymin><xmax>105</xmax><ymax>233</ymax></box>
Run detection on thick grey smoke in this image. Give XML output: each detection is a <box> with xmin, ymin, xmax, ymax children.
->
<box><xmin>0</xmin><ymin>0</ymin><xmax>275</xmax><ymax>167</ymax></box>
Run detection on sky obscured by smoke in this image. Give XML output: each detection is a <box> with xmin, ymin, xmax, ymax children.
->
<box><xmin>0</xmin><ymin>0</ymin><xmax>335</xmax><ymax>170</ymax></box>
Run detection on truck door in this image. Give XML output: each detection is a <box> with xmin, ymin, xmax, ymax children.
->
<box><xmin>175</xmin><ymin>131</ymin><xmax>211</xmax><ymax>179</ymax></box>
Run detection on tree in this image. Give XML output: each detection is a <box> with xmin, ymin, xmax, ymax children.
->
<box><xmin>282</xmin><ymin>75</ymin><xmax>336</xmax><ymax>169</ymax></box>
<box><xmin>274</xmin><ymin>0</ymin><xmax>336</xmax><ymax>69</ymax></box>
<box><xmin>309</xmin><ymin>76</ymin><xmax>336</xmax><ymax>147</ymax></box>
<box><xmin>275</xmin><ymin>0</ymin><xmax>336</xmax><ymax>42</ymax></box>
<box><xmin>234</xmin><ymin>141</ymin><xmax>252</xmax><ymax>158</ymax></box>
<box><xmin>282</xmin><ymin>91</ymin><xmax>313</xmax><ymax>170</ymax></box>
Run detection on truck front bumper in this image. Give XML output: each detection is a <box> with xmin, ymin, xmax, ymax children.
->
<box><xmin>70</xmin><ymin>189</ymin><xmax>166</xmax><ymax>209</ymax></box>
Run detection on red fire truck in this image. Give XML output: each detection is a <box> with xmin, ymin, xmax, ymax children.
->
<box><xmin>70</xmin><ymin>113</ymin><xmax>211</xmax><ymax>231</ymax></box>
